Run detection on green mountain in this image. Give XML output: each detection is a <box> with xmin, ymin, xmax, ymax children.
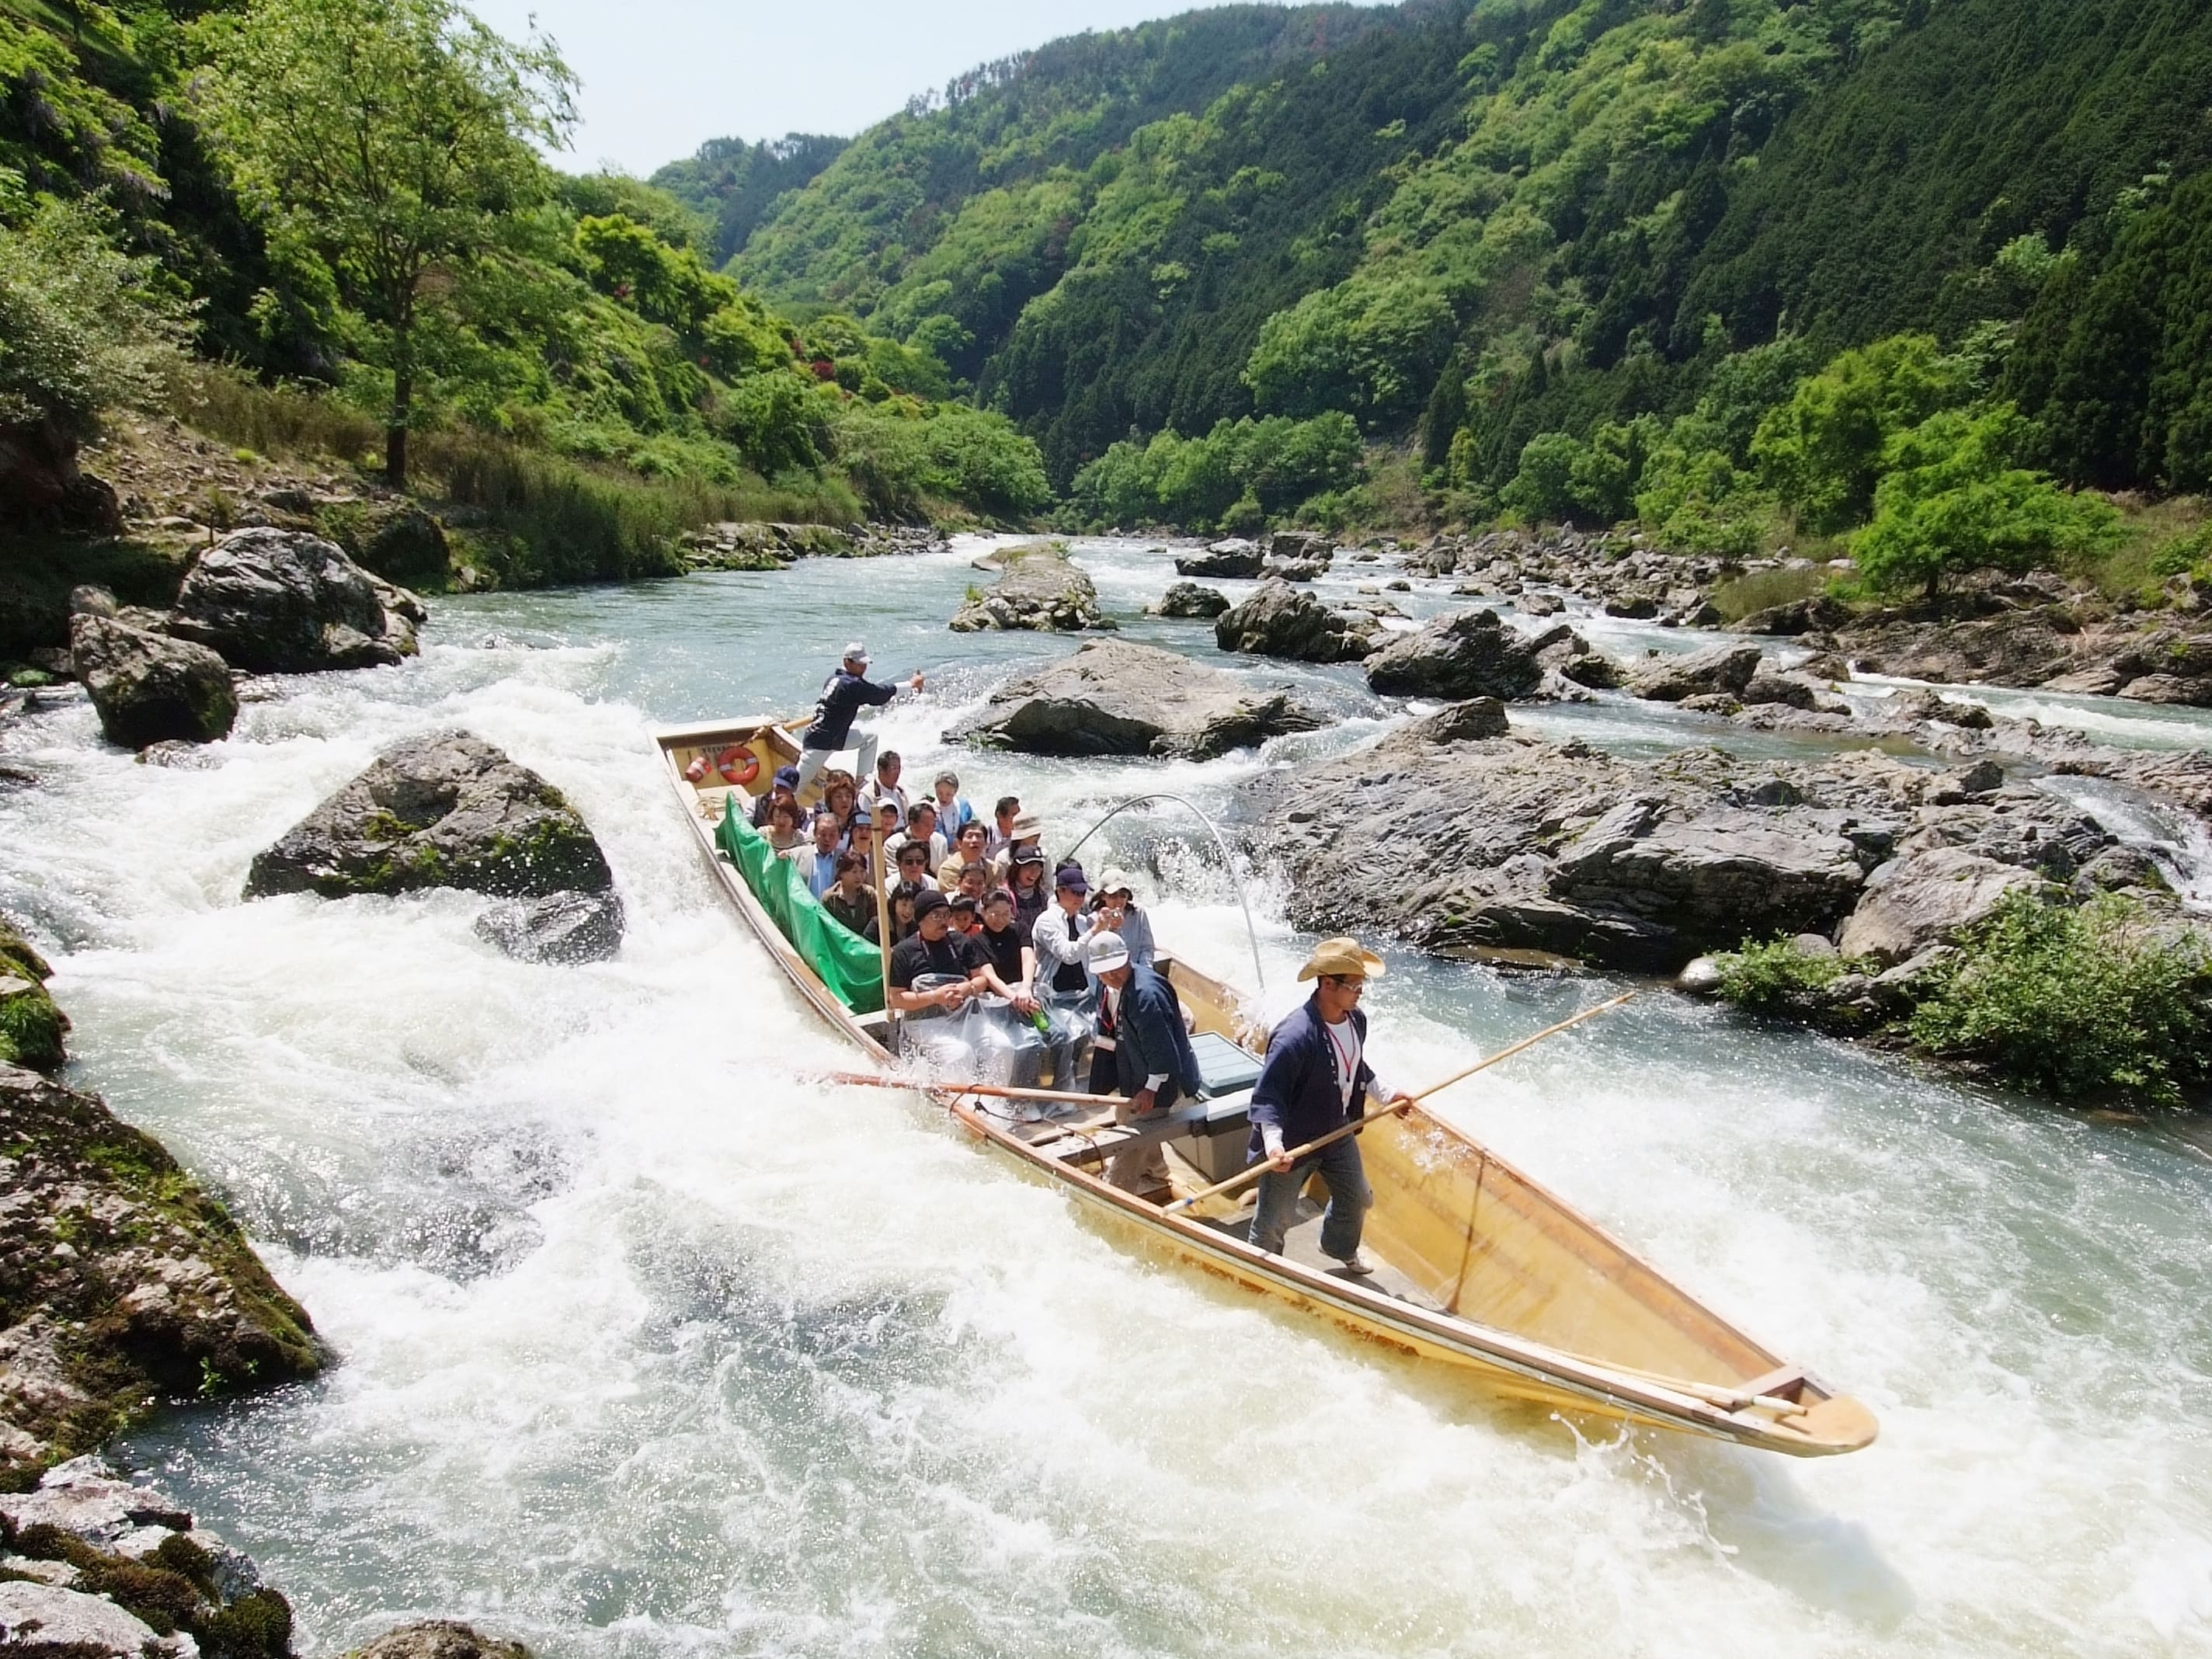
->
<box><xmin>650</xmin><ymin>133</ymin><xmax>850</xmax><ymax>267</ymax></box>
<box><xmin>701</xmin><ymin>0</ymin><xmax>2212</xmax><ymax>530</ymax></box>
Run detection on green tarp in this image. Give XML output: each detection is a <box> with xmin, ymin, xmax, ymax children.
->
<box><xmin>716</xmin><ymin>798</ymin><xmax>885</xmax><ymax>1015</ymax></box>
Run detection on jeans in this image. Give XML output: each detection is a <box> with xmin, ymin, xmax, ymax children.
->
<box><xmin>1247</xmin><ymin>1135</ymin><xmax>1372</xmax><ymax>1262</ymax></box>
<box><xmin>795</xmin><ymin>730</ymin><xmax>877</xmax><ymax>802</ymax></box>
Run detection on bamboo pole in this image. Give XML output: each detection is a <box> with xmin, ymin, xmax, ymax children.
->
<box><xmin>1163</xmin><ymin>993</ymin><xmax>1634</xmax><ymax>1215</ymax></box>
<box><xmin>819</xmin><ymin>1069</ymin><xmax>1116</xmax><ymax>1107</ymax></box>
<box><xmin>870</xmin><ymin>824</ymin><xmax>897</xmax><ymax>1046</ymax></box>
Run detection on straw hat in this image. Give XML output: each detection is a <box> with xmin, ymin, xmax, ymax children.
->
<box><xmin>1296</xmin><ymin>937</ymin><xmax>1386</xmax><ymax>983</ymax></box>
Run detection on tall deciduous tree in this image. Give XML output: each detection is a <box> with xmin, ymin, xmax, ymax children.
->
<box><xmin>194</xmin><ymin>0</ymin><xmax>575</xmax><ymax>485</ymax></box>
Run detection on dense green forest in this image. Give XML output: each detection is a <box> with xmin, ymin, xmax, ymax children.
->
<box><xmin>666</xmin><ymin>0</ymin><xmax>2210</xmax><ymax>587</ymax></box>
<box><xmin>9</xmin><ymin>0</ymin><xmax>2211</xmax><ymax>605</ymax></box>
<box><xmin>0</xmin><ymin>0</ymin><xmax>1049</xmax><ymax>599</ymax></box>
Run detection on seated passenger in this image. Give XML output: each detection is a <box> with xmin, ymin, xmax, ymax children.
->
<box><xmin>822</xmin><ymin>853</ymin><xmax>879</xmax><ymax>940</ymax></box>
<box><xmin>887</xmin><ymin>880</ymin><xmax>924</xmax><ymax>945</ymax></box>
<box><xmin>887</xmin><ymin>800</ymin><xmax>949</xmax><ymax>870</ymax></box>
<box><xmin>886</xmin><ymin>890</ymin><xmax>988</xmax><ymax>1017</ymax></box>
<box><xmin>819</xmin><ymin>770</ymin><xmax>857</xmax><ymax>829</ymax></box>
<box><xmin>954</xmin><ymin>858</ymin><xmax>991</xmax><ymax>913</ymax></box>
<box><xmin>1007</xmin><ymin>847</ymin><xmax>1049</xmax><ymax>932</ymax></box>
<box><xmin>765</xmin><ymin>798</ymin><xmax>807</xmax><ymax>854</ymax></box>
<box><xmin>936</xmin><ymin>819</ymin><xmax>993</xmax><ymax>891</ymax></box>
<box><xmin>843</xmin><ymin>809</ymin><xmax>877</xmax><ymax>872</ymax></box>
<box><xmin>888</xmin><ymin>840</ymin><xmax>933</xmax><ymax>895</ymax></box>
<box><xmin>793</xmin><ymin>810</ymin><xmax>843</xmax><ymax>899</ymax></box>
<box><xmin>870</xmin><ymin>795</ymin><xmax>903</xmax><ymax>858</ymax></box>
<box><xmin>945</xmin><ymin>892</ymin><xmax>983</xmax><ymax>938</ymax></box>
<box><xmin>933</xmin><ymin>770</ymin><xmax>976</xmax><ymax>835</ymax></box>
<box><xmin>861</xmin><ymin>750</ymin><xmax>909</xmax><ymax>821</ymax></box>
<box><xmin>985</xmin><ymin>794</ymin><xmax>1021</xmax><ymax>857</ymax></box>
<box><xmin>750</xmin><ymin>764</ymin><xmax>801</xmax><ymax>830</ymax></box>
<box><xmin>991</xmin><ymin>810</ymin><xmax>1046</xmax><ymax>883</ymax></box>
<box><xmin>1091</xmin><ymin>868</ymin><xmax>1157</xmax><ymax>966</ymax></box>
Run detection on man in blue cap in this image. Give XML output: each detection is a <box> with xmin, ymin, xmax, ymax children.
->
<box><xmin>749</xmin><ymin>763</ymin><xmax>802</xmax><ymax>830</ymax></box>
<box><xmin>794</xmin><ymin>642</ymin><xmax>923</xmax><ymax>800</ymax></box>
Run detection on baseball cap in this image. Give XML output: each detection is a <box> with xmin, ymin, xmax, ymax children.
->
<box><xmin>912</xmin><ymin>889</ymin><xmax>948</xmax><ymax>920</ymax></box>
<box><xmin>774</xmin><ymin>765</ymin><xmax>799</xmax><ymax>788</ymax></box>
<box><xmin>1054</xmin><ymin>864</ymin><xmax>1088</xmax><ymax>893</ymax></box>
<box><xmin>1097</xmin><ymin>867</ymin><xmax>1135</xmax><ymax>898</ymax></box>
<box><xmin>843</xmin><ymin>640</ymin><xmax>870</xmax><ymax>663</ymax></box>
<box><xmin>1010</xmin><ymin>847</ymin><xmax>1045</xmax><ymax>868</ymax></box>
<box><xmin>1086</xmin><ymin>930</ymin><xmax>1130</xmax><ymax>973</ymax></box>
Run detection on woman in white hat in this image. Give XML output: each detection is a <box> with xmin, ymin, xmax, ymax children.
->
<box><xmin>1245</xmin><ymin>937</ymin><xmax>1417</xmax><ymax>1275</ymax></box>
<box><xmin>1090</xmin><ymin>868</ymin><xmax>1155</xmax><ymax>967</ymax></box>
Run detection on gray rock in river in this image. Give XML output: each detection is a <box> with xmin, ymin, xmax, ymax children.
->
<box><xmin>1836</xmin><ymin>847</ymin><xmax>2050</xmax><ymax>965</ymax></box>
<box><xmin>950</xmin><ymin>639</ymin><xmax>1323</xmax><ymax>760</ymax></box>
<box><xmin>169</xmin><ymin>527</ymin><xmax>421</xmax><ymax>673</ymax></box>
<box><xmin>68</xmin><ymin>612</ymin><xmax>238</xmax><ymax>749</ymax></box>
<box><xmin>950</xmin><ymin>541</ymin><xmax>1113</xmax><ymax>633</ymax></box>
<box><xmin>1174</xmin><ymin>540</ymin><xmax>1264</xmax><ymax>579</ymax></box>
<box><xmin>1149</xmin><ymin>581</ymin><xmax>1231</xmax><ymax>619</ymax></box>
<box><xmin>0</xmin><ymin>1062</ymin><xmax>323</xmax><ymax>1482</ymax></box>
<box><xmin>243</xmin><ymin>732</ymin><xmax>621</xmax><ymax>951</ymax></box>
<box><xmin>1626</xmin><ymin>642</ymin><xmax>1765</xmax><ymax>702</ymax></box>
<box><xmin>1362</xmin><ymin>609</ymin><xmax>1546</xmax><ymax>700</ymax></box>
<box><xmin>1214</xmin><ymin>579</ymin><xmax>1376</xmax><ymax>663</ymax></box>
<box><xmin>359</xmin><ymin>1619</ymin><xmax>535</xmax><ymax>1659</ymax></box>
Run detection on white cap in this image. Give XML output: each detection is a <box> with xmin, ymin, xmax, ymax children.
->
<box><xmin>1086</xmin><ymin>930</ymin><xmax>1130</xmax><ymax>973</ymax></box>
<box><xmin>843</xmin><ymin>640</ymin><xmax>870</xmax><ymax>663</ymax></box>
<box><xmin>1097</xmin><ymin>867</ymin><xmax>1136</xmax><ymax>898</ymax></box>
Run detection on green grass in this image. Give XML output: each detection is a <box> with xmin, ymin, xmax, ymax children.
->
<box><xmin>174</xmin><ymin>365</ymin><xmax>383</xmax><ymax>468</ymax></box>
<box><xmin>2073</xmin><ymin>495</ymin><xmax>2211</xmax><ymax>603</ymax></box>
<box><xmin>1709</xmin><ymin>564</ymin><xmax>1833</xmax><ymax>622</ymax></box>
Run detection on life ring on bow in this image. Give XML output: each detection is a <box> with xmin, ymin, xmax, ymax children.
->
<box><xmin>715</xmin><ymin>746</ymin><xmax>760</xmax><ymax>787</ymax></box>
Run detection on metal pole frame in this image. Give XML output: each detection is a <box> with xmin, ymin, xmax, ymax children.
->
<box><xmin>1055</xmin><ymin>791</ymin><xmax>1266</xmax><ymax>991</ymax></box>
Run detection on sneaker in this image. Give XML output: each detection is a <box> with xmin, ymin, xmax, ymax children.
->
<box><xmin>1336</xmin><ymin>1250</ymin><xmax>1376</xmax><ymax>1276</ymax></box>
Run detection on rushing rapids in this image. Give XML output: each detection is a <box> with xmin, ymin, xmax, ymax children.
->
<box><xmin>2</xmin><ymin>538</ymin><xmax>2210</xmax><ymax>1655</ymax></box>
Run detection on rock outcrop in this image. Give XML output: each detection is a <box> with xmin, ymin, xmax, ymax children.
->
<box><xmin>1835</xmin><ymin>847</ymin><xmax>2050</xmax><ymax>965</ymax></box>
<box><xmin>170</xmin><ymin>528</ymin><xmax>421</xmax><ymax>674</ymax></box>
<box><xmin>1362</xmin><ymin>609</ymin><xmax>1547</xmax><ymax>700</ymax></box>
<box><xmin>0</xmin><ymin>916</ymin><xmax>68</xmax><ymax>1072</ymax></box>
<box><xmin>359</xmin><ymin>1621</ymin><xmax>535</xmax><ymax>1659</ymax></box>
<box><xmin>1149</xmin><ymin>582</ymin><xmax>1231</xmax><ymax>619</ymax></box>
<box><xmin>0</xmin><ymin>1064</ymin><xmax>323</xmax><ymax>1481</ymax></box>
<box><xmin>951</xmin><ymin>639</ymin><xmax>1323</xmax><ymax>760</ymax></box>
<box><xmin>68</xmin><ymin>614</ymin><xmax>238</xmax><ymax>750</ymax></box>
<box><xmin>1626</xmin><ymin>642</ymin><xmax>1765</xmax><ymax>702</ymax></box>
<box><xmin>1214</xmin><ymin>579</ymin><xmax>1376</xmax><ymax>663</ymax></box>
<box><xmin>1174</xmin><ymin>540</ymin><xmax>1264</xmax><ymax>579</ymax></box>
<box><xmin>950</xmin><ymin>543</ymin><xmax>1111</xmax><ymax>633</ymax></box>
<box><xmin>244</xmin><ymin>733</ymin><xmax>623</xmax><ymax>961</ymax></box>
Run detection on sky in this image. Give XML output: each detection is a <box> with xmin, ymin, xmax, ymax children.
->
<box><xmin>466</xmin><ymin>0</ymin><xmax>1320</xmax><ymax>177</ymax></box>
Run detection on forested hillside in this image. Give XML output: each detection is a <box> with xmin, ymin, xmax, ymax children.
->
<box><xmin>692</xmin><ymin>0</ymin><xmax>2211</xmax><ymax>585</ymax></box>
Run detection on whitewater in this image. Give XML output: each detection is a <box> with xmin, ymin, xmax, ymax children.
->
<box><xmin>2</xmin><ymin>538</ymin><xmax>2209</xmax><ymax>1656</ymax></box>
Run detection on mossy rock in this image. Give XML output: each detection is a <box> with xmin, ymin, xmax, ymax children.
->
<box><xmin>318</xmin><ymin>499</ymin><xmax>453</xmax><ymax>591</ymax></box>
<box><xmin>0</xmin><ymin>918</ymin><xmax>66</xmax><ymax>1072</ymax></box>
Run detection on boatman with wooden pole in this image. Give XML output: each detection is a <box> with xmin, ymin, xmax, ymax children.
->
<box><xmin>793</xmin><ymin>642</ymin><xmax>923</xmax><ymax>802</ymax></box>
<box><xmin>1245</xmin><ymin>937</ymin><xmax>1417</xmax><ymax>1275</ymax></box>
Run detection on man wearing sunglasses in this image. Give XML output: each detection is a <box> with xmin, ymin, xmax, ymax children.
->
<box><xmin>1245</xmin><ymin>937</ymin><xmax>1417</xmax><ymax>1275</ymax></box>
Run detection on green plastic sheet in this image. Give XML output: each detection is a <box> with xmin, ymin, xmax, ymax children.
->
<box><xmin>716</xmin><ymin>797</ymin><xmax>885</xmax><ymax>1015</ymax></box>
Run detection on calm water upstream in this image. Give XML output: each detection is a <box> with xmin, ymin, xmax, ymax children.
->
<box><xmin>3</xmin><ymin>537</ymin><xmax>2210</xmax><ymax>1656</ymax></box>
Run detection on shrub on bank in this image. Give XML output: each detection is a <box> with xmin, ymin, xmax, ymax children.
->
<box><xmin>1908</xmin><ymin>892</ymin><xmax>2212</xmax><ymax>1105</ymax></box>
<box><xmin>1711</xmin><ymin>937</ymin><xmax>1850</xmax><ymax>1009</ymax></box>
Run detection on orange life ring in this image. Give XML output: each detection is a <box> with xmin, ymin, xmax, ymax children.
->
<box><xmin>715</xmin><ymin>746</ymin><xmax>760</xmax><ymax>787</ymax></box>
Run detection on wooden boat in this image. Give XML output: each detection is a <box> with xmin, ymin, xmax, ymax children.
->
<box><xmin>656</xmin><ymin>716</ymin><xmax>1878</xmax><ymax>1459</ymax></box>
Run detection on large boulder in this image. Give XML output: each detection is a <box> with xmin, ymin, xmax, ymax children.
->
<box><xmin>1836</xmin><ymin>847</ymin><xmax>2048</xmax><ymax>965</ymax></box>
<box><xmin>1626</xmin><ymin>642</ymin><xmax>1765</xmax><ymax>702</ymax></box>
<box><xmin>1174</xmin><ymin>540</ymin><xmax>1264</xmax><ymax>579</ymax></box>
<box><xmin>170</xmin><ymin>527</ymin><xmax>421</xmax><ymax>673</ymax></box>
<box><xmin>951</xmin><ymin>639</ymin><xmax>1323</xmax><ymax>760</ymax></box>
<box><xmin>1363</xmin><ymin>609</ymin><xmax>1545</xmax><ymax>700</ymax></box>
<box><xmin>68</xmin><ymin>613</ymin><xmax>238</xmax><ymax>749</ymax></box>
<box><xmin>360</xmin><ymin>1620</ymin><xmax>534</xmax><ymax>1659</ymax></box>
<box><xmin>1149</xmin><ymin>581</ymin><xmax>1231</xmax><ymax>619</ymax></box>
<box><xmin>243</xmin><ymin>732</ymin><xmax>622</xmax><ymax>961</ymax></box>
<box><xmin>950</xmin><ymin>542</ymin><xmax>1111</xmax><ymax>633</ymax></box>
<box><xmin>1739</xmin><ymin>594</ymin><xmax>1850</xmax><ymax>635</ymax></box>
<box><xmin>1214</xmin><ymin>579</ymin><xmax>1376</xmax><ymax>663</ymax></box>
<box><xmin>316</xmin><ymin>496</ymin><xmax>452</xmax><ymax>590</ymax></box>
<box><xmin>0</xmin><ymin>1063</ymin><xmax>323</xmax><ymax>1483</ymax></box>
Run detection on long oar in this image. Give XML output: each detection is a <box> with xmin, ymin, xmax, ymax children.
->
<box><xmin>819</xmin><ymin>1069</ymin><xmax>1116</xmax><ymax>1108</ymax></box>
<box><xmin>1164</xmin><ymin>992</ymin><xmax>1635</xmax><ymax>1215</ymax></box>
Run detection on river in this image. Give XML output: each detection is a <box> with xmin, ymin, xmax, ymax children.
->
<box><xmin>2</xmin><ymin>537</ymin><xmax>2210</xmax><ymax>1656</ymax></box>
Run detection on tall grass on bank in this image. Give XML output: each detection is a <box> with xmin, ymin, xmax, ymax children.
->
<box><xmin>414</xmin><ymin>431</ymin><xmax>861</xmax><ymax>588</ymax></box>
<box><xmin>176</xmin><ymin>366</ymin><xmax>382</xmax><ymax>464</ymax></box>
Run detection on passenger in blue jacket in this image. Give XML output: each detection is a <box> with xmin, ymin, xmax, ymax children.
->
<box><xmin>1246</xmin><ymin>937</ymin><xmax>1416</xmax><ymax>1275</ymax></box>
<box><xmin>794</xmin><ymin>642</ymin><xmax>923</xmax><ymax>799</ymax></box>
<box><xmin>1087</xmin><ymin>929</ymin><xmax>1201</xmax><ymax>1195</ymax></box>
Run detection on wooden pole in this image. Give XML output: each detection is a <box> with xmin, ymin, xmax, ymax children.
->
<box><xmin>819</xmin><ymin>1069</ymin><xmax>1116</xmax><ymax>1107</ymax></box>
<box><xmin>870</xmin><ymin>825</ymin><xmax>897</xmax><ymax>1045</ymax></box>
<box><xmin>1163</xmin><ymin>993</ymin><xmax>1634</xmax><ymax>1215</ymax></box>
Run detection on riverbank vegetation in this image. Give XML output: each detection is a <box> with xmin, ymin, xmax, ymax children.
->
<box><xmin>1713</xmin><ymin>893</ymin><xmax>2212</xmax><ymax>1107</ymax></box>
<box><xmin>0</xmin><ymin>0</ymin><xmax>1048</xmax><ymax>609</ymax></box>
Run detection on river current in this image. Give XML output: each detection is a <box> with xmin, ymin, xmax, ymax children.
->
<box><xmin>3</xmin><ymin>538</ymin><xmax>2210</xmax><ymax>1656</ymax></box>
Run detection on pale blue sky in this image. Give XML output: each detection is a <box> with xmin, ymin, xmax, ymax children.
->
<box><xmin>468</xmin><ymin>0</ymin><xmax>1334</xmax><ymax>176</ymax></box>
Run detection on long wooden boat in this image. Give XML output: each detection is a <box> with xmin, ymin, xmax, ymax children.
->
<box><xmin>656</xmin><ymin>716</ymin><xmax>1878</xmax><ymax>1459</ymax></box>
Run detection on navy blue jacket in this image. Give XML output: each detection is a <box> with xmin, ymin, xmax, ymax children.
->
<box><xmin>1112</xmin><ymin>965</ymin><xmax>1202</xmax><ymax>1108</ymax></box>
<box><xmin>802</xmin><ymin>668</ymin><xmax>897</xmax><ymax>750</ymax></box>
<box><xmin>1247</xmin><ymin>996</ymin><xmax>1374</xmax><ymax>1157</ymax></box>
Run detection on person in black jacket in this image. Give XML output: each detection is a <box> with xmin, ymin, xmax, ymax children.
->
<box><xmin>794</xmin><ymin>642</ymin><xmax>923</xmax><ymax>799</ymax></box>
<box><xmin>1245</xmin><ymin>937</ymin><xmax>1417</xmax><ymax>1275</ymax></box>
<box><xmin>1087</xmin><ymin>930</ymin><xmax>1201</xmax><ymax>1195</ymax></box>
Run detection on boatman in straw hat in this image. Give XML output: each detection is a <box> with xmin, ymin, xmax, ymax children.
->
<box><xmin>794</xmin><ymin>642</ymin><xmax>923</xmax><ymax>801</ymax></box>
<box><xmin>1245</xmin><ymin>937</ymin><xmax>1417</xmax><ymax>1275</ymax></box>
